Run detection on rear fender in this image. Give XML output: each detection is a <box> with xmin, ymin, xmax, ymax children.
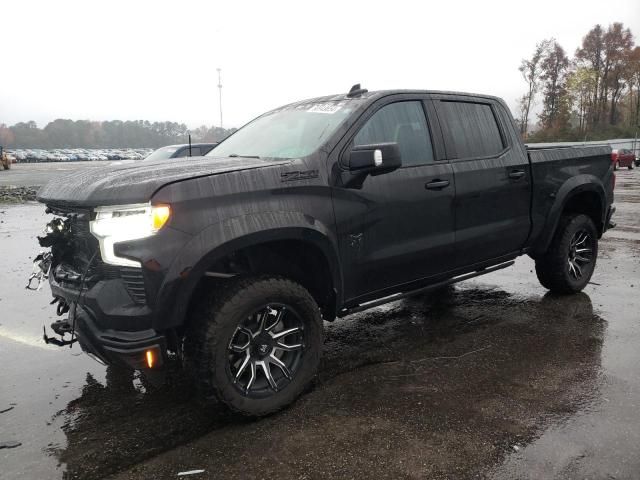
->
<box><xmin>530</xmin><ymin>175</ymin><xmax>605</xmax><ymax>257</ymax></box>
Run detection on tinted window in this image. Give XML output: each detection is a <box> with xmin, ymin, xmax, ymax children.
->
<box><xmin>176</xmin><ymin>147</ymin><xmax>201</xmax><ymax>157</ymax></box>
<box><xmin>354</xmin><ymin>101</ymin><xmax>434</xmax><ymax>166</ymax></box>
<box><xmin>437</xmin><ymin>101</ymin><xmax>504</xmax><ymax>159</ymax></box>
<box><xmin>202</xmin><ymin>144</ymin><xmax>216</xmax><ymax>155</ymax></box>
<box><xmin>144</xmin><ymin>146</ymin><xmax>179</xmax><ymax>162</ymax></box>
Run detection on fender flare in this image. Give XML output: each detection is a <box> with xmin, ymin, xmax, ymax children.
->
<box><xmin>531</xmin><ymin>175</ymin><xmax>606</xmax><ymax>257</ymax></box>
<box><xmin>154</xmin><ymin>211</ymin><xmax>342</xmax><ymax>330</ymax></box>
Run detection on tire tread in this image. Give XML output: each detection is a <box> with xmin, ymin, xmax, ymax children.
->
<box><xmin>187</xmin><ymin>275</ymin><xmax>322</xmax><ymax>416</ymax></box>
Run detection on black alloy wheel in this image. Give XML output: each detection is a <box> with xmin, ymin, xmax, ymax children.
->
<box><xmin>227</xmin><ymin>303</ymin><xmax>305</xmax><ymax>397</ymax></box>
<box><xmin>567</xmin><ymin>229</ymin><xmax>594</xmax><ymax>281</ymax></box>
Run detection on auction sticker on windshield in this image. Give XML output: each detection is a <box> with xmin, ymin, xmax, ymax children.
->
<box><xmin>307</xmin><ymin>102</ymin><xmax>345</xmax><ymax>114</ymax></box>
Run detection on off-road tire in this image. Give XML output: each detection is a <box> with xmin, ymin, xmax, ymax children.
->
<box><xmin>186</xmin><ymin>275</ymin><xmax>323</xmax><ymax>416</ymax></box>
<box><xmin>535</xmin><ymin>214</ymin><xmax>598</xmax><ymax>294</ymax></box>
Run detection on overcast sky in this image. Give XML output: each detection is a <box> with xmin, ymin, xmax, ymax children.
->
<box><xmin>2</xmin><ymin>0</ymin><xmax>639</xmax><ymax>129</ymax></box>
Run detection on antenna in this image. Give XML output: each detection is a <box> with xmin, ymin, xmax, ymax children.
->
<box><xmin>217</xmin><ymin>68</ymin><xmax>223</xmax><ymax>129</ymax></box>
<box><xmin>347</xmin><ymin>83</ymin><xmax>368</xmax><ymax>98</ymax></box>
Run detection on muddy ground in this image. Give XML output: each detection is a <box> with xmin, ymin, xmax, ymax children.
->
<box><xmin>0</xmin><ymin>168</ymin><xmax>638</xmax><ymax>479</ymax></box>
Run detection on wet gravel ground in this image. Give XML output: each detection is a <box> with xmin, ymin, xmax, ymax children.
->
<box><xmin>0</xmin><ymin>170</ymin><xmax>639</xmax><ymax>480</ymax></box>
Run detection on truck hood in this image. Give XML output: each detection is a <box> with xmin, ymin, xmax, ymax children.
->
<box><xmin>37</xmin><ymin>156</ymin><xmax>289</xmax><ymax>208</ymax></box>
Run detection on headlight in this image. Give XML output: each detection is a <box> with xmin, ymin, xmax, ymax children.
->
<box><xmin>90</xmin><ymin>203</ymin><xmax>171</xmax><ymax>267</ymax></box>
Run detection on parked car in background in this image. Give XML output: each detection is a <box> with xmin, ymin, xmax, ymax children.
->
<box><xmin>144</xmin><ymin>143</ymin><xmax>218</xmax><ymax>162</ymax></box>
<box><xmin>1</xmin><ymin>146</ymin><xmax>12</xmax><ymax>169</ymax></box>
<box><xmin>612</xmin><ymin>148</ymin><xmax>636</xmax><ymax>170</ymax></box>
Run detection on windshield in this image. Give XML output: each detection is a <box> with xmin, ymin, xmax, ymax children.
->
<box><xmin>208</xmin><ymin>101</ymin><xmax>354</xmax><ymax>159</ymax></box>
<box><xmin>144</xmin><ymin>146</ymin><xmax>179</xmax><ymax>162</ymax></box>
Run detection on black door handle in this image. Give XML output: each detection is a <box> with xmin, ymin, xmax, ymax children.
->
<box><xmin>425</xmin><ymin>179</ymin><xmax>450</xmax><ymax>190</ymax></box>
<box><xmin>509</xmin><ymin>170</ymin><xmax>526</xmax><ymax>179</ymax></box>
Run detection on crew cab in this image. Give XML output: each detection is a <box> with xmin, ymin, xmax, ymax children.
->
<box><xmin>34</xmin><ymin>85</ymin><xmax>615</xmax><ymax>415</ymax></box>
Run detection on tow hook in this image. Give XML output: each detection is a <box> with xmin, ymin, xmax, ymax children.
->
<box><xmin>26</xmin><ymin>251</ymin><xmax>52</xmax><ymax>291</ymax></box>
<box><xmin>43</xmin><ymin>321</ymin><xmax>78</xmax><ymax>347</ymax></box>
<box><xmin>43</xmin><ymin>298</ymin><xmax>77</xmax><ymax>348</ymax></box>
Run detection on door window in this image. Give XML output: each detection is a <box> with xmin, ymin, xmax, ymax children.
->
<box><xmin>354</xmin><ymin>101</ymin><xmax>434</xmax><ymax>166</ymax></box>
<box><xmin>437</xmin><ymin>101</ymin><xmax>505</xmax><ymax>159</ymax></box>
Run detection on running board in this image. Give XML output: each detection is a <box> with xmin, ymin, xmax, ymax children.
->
<box><xmin>341</xmin><ymin>260</ymin><xmax>515</xmax><ymax>316</ymax></box>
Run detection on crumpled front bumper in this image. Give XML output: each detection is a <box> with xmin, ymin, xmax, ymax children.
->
<box><xmin>49</xmin><ymin>272</ymin><xmax>166</xmax><ymax>370</ymax></box>
<box><xmin>71</xmin><ymin>305</ymin><xmax>166</xmax><ymax>369</ymax></box>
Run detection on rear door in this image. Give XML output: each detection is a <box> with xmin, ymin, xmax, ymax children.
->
<box><xmin>433</xmin><ymin>96</ymin><xmax>531</xmax><ymax>267</ymax></box>
<box><xmin>334</xmin><ymin>96</ymin><xmax>456</xmax><ymax>301</ymax></box>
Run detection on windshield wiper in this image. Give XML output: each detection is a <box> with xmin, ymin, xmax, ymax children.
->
<box><xmin>228</xmin><ymin>153</ymin><xmax>261</xmax><ymax>159</ymax></box>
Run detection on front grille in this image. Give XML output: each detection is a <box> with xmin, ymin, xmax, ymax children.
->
<box><xmin>120</xmin><ymin>267</ymin><xmax>147</xmax><ymax>304</ymax></box>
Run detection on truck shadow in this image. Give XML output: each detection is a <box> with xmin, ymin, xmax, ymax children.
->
<box><xmin>50</xmin><ymin>286</ymin><xmax>605</xmax><ymax>479</ymax></box>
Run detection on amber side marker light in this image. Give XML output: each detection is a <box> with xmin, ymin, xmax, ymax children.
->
<box><xmin>152</xmin><ymin>205</ymin><xmax>171</xmax><ymax>231</ymax></box>
<box><xmin>145</xmin><ymin>349</ymin><xmax>156</xmax><ymax>368</ymax></box>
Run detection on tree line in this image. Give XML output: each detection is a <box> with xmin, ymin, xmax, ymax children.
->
<box><xmin>518</xmin><ymin>22</ymin><xmax>640</xmax><ymax>142</ymax></box>
<box><xmin>0</xmin><ymin>119</ymin><xmax>237</xmax><ymax>149</ymax></box>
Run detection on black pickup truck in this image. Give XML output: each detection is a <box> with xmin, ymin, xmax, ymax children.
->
<box><xmin>34</xmin><ymin>85</ymin><xmax>615</xmax><ymax>415</ymax></box>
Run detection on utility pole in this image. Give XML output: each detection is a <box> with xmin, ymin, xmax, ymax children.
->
<box><xmin>217</xmin><ymin>68</ymin><xmax>223</xmax><ymax>129</ymax></box>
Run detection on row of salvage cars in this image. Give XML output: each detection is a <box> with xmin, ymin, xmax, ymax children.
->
<box><xmin>6</xmin><ymin>148</ymin><xmax>154</xmax><ymax>163</ymax></box>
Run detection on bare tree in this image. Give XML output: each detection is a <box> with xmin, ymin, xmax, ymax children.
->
<box><xmin>603</xmin><ymin>23</ymin><xmax>634</xmax><ymax>125</ymax></box>
<box><xmin>519</xmin><ymin>40</ymin><xmax>551</xmax><ymax>138</ymax></box>
<box><xmin>575</xmin><ymin>25</ymin><xmax>605</xmax><ymax>128</ymax></box>
<box><xmin>628</xmin><ymin>47</ymin><xmax>640</xmax><ymax>127</ymax></box>
<box><xmin>514</xmin><ymin>95</ymin><xmax>529</xmax><ymax>134</ymax></box>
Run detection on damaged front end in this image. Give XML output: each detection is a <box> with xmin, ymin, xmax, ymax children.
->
<box><xmin>28</xmin><ymin>208</ymin><xmax>100</xmax><ymax>347</ymax></box>
<box><xmin>28</xmin><ymin>205</ymin><xmax>166</xmax><ymax>370</ymax></box>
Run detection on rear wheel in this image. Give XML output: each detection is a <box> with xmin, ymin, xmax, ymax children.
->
<box><xmin>629</xmin><ymin>162</ymin><xmax>635</xmax><ymax>170</ymax></box>
<box><xmin>535</xmin><ymin>214</ymin><xmax>598</xmax><ymax>294</ymax></box>
<box><xmin>186</xmin><ymin>276</ymin><xmax>323</xmax><ymax>416</ymax></box>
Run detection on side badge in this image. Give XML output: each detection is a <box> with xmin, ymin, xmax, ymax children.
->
<box><xmin>281</xmin><ymin>170</ymin><xmax>319</xmax><ymax>182</ymax></box>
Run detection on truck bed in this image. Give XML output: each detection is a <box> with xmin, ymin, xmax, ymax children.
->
<box><xmin>525</xmin><ymin>144</ymin><xmax>613</xmax><ymax>254</ymax></box>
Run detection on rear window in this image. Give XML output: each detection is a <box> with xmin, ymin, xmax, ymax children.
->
<box><xmin>176</xmin><ymin>147</ymin><xmax>201</xmax><ymax>157</ymax></box>
<box><xmin>436</xmin><ymin>101</ymin><xmax>505</xmax><ymax>159</ymax></box>
<box><xmin>144</xmin><ymin>146</ymin><xmax>179</xmax><ymax>162</ymax></box>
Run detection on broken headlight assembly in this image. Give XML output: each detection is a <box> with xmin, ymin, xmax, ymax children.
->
<box><xmin>90</xmin><ymin>203</ymin><xmax>170</xmax><ymax>267</ymax></box>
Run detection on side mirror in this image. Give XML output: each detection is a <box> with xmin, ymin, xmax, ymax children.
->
<box><xmin>348</xmin><ymin>142</ymin><xmax>402</xmax><ymax>175</ymax></box>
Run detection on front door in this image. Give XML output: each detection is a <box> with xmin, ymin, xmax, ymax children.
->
<box><xmin>334</xmin><ymin>99</ymin><xmax>456</xmax><ymax>302</ymax></box>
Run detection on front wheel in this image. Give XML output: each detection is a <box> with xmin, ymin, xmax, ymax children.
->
<box><xmin>535</xmin><ymin>214</ymin><xmax>598</xmax><ymax>294</ymax></box>
<box><xmin>186</xmin><ymin>276</ymin><xmax>323</xmax><ymax>416</ymax></box>
<box><xmin>629</xmin><ymin>162</ymin><xmax>635</xmax><ymax>170</ymax></box>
